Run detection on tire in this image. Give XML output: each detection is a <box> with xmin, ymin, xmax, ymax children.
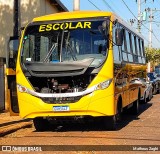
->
<box><xmin>33</xmin><ymin>117</ymin><xmax>50</xmax><ymax>131</ymax></box>
<box><xmin>103</xmin><ymin>116</ymin><xmax>116</xmax><ymax>130</ymax></box>
<box><xmin>102</xmin><ymin>101</ymin><xmax>122</xmax><ymax>130</ymax></box>
<box><xmin>130</xmin><ymin>99</ymin><xmax>139</xmax><ymax>115</ymax></box>
<box><xmin>116</xmin><ymin>101</ymin><xmax>122</xmax><ymax>122</ymax></box>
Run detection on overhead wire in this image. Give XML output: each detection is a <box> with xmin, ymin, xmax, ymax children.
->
<box><xmin>121</xmin><ymin>0</ymin><xmax>160</xmax><ymax>44</ymax></box>
<box><xmin>87</xmin><ymin>0</ymin><xmax>101</xmax><ymax>11</ymax></box>
<box><xmin>87</xmin><ymin>0</ymin><xmax>160</xmax><ymax>46</ymax></box>
<box><xmin>102</xmin><ymin>0</ymin><xmax>115</xmax><ymax>12</ymax></box>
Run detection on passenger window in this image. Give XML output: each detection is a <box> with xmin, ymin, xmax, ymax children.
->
<box><xmin>121</xmin><ymin>29</ymin><xmax>128</xmax><ymax>61</ymax></box>
<box><xmin>126</xmin><ymin>32</ymin><xmax>131</xmax><ymax>53</ymax></box>
<box><xmin>138</xmin><ymin>39</ymin><xmax>142</xmax><ymax>56</ymax></box>
<box><xmin>122</xmin><ymin>52</ymin><xmax>128</xmax><ymax>61</ymax></box>
<box><xmin>141</xmin><ymin>40</ymin><xmax>145</xmax><ymax>57</ymax></box>
<box><xmin>136</xmin><ymin>38</ymin><xmax>140</xmax><ymax>56</ymax></box>
<box><xmin>127</xmin><ymin>32</ymin><xmax>133</xmax><ymax>62</ymax></box>
<box><xmin>142</xmin><ymin>57</ymin><xmax>146</xmax><ymax>64</ymax></box>
<box><xmin>121</xmin><ymin>29</ymin><xmax>126</xmax><ymax>52</ymax></box>
<box><xmin>128</xmin><ymin>53</ymin><xmax>133</xmax><ymax>62</ymax></box>
<box><xmin>113</xmin><ymin>25</ymin><xmax>122</xmax><ymax>62</ymax></box>
<box><xmin>133</xmin><ymin>55</ymin><xmax>138</xmax><ymax>63</ymax></box>
<box><xmin>132</xmin><ymin>35</ymin><xmax>136</xmax><ymax>54</ymax></box>
<box><xmin>138</xmin><ymin>56</ymin><xmax>142</xmax><ymax>63</ymax></box>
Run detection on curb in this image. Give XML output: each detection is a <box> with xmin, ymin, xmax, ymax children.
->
<box><xmin>0</xmin><ymin>121</ymin><xmax>33</xmax><ymax>137</ymax></box>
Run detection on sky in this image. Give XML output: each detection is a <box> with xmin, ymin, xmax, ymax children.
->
<box><xmin>60</xmin><ymin>0</ymin><xmax>160</xmax><ymax>49</ymax></box>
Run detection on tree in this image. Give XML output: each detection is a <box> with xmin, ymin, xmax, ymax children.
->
<box><xmin>145</xmin><ymin>47</ymin><xmax>160</xmax><ymax>66</ymax></box>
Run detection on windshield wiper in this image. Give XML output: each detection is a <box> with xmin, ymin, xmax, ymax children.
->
<box><xmin>43</xmin><ymin>32</ymin><xmax>60</xmax><ymax>62</ymax></box>
<box><xmin>65</xmin><ymin>32</ymin><xmax>77</xmax><ymax>61</ymax></box>
<box><xmin>43</xmin><ymin>43</ymin><xmax>57</xmax><ymax>62</ymax></box>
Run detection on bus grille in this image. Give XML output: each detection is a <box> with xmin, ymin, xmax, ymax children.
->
<box><xmin>41</xmin><ymin>96</ymin><xmax>82</xmax><ymax>104</ymax></box>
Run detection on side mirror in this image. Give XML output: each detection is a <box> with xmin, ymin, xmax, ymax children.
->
<box><xmin>115</xmin><ymin>28</ymin><xmax>124</xmax><ymax>46</ymax></box>
<box><xmin>9</xmin><ymin>39</ymin><xmax>19</xmax><ymax>58</ymax></box>
<box><xmin>7</xmin><ymin>36</ymin><xmax>19</xmax><ymax>69</ymax></box>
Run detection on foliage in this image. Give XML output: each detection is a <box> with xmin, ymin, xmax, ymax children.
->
<box><xmin>145</xmin><ymin>47</ymin><xmax>160</xmax><ymax>66</ymax></box>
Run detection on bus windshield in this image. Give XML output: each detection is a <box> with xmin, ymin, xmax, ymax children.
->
<box><xmin>21</xmin><ymin>19</ymin><xmax>109</xmax><ymax>67</ymax></box>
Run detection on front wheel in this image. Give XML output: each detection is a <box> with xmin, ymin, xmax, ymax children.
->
<box><xmin>103</xmin><ymin>116</ymin><xmax>116</xmax><ymax>130</ymax></box>
<box><xmin>33</xmin><ymin>117</ymin><xmax>50</xmax><ymax>131</ymax></box>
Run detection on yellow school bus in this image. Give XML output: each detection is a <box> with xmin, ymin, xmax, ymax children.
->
<box><xmin>7</xmin><ymin>11</ymin><xmax>146</xmax><ymax>130</ymax></box>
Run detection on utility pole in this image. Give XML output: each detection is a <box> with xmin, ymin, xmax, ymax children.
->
<box><xmin>145</xmin><ymin>7</ymin><xmax>154</xmax><ymax>48</ymax></box>
<box><xmin>136</xmin><ymin>0</ymin><xmax>154</xmax><ymax>33</ymax></box>
<box><xmin>13</xmin><ymin>0</ymin><xmax>19</xmax><ymax>37</ymax></box>
<box><xmin>149</xmin><ymin>8</ymin><xmax>153</xmax><ymax>49</ymax></box>
<box><xmin>73</xmin><ymin>0</ymin><xmax>80</xmax><ymax>11</ymax></box>
<box><xmin>137</xmin><ymin>0</ymin><xmax>141</xmax><ymax>32</ymax></box>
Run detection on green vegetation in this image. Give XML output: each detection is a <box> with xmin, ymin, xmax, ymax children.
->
<box><xmin>145</xmin><ymin>47</ymin><xmax>160</xmax><ymax>66</ymax></box>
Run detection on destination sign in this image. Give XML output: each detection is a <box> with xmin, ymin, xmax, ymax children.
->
<box><xmin>39</xmin><ymin>22</ymin><xmax>91</xmax><ymax>32</ymax></box>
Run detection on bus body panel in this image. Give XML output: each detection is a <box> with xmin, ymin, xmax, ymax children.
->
<box><xmin>16</xmin><ymin>42</ymin><xmax>115</xmax><ymax>118</ymax></box>
<box><xmin>18</xmin><ymin>91</ymin><xmax>115</xmax><ymax>119</ymax></box>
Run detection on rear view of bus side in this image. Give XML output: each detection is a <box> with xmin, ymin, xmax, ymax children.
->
<box><xmin>9</xmin><ymin>11</ymin><xmax>146</xmax><ymax>131</ymax></box>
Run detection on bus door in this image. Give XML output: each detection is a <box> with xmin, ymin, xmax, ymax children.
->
<box><xmin>6</xmin><ymin>36</ymin><xmax>19</xmax><ymax>115</ymax></box>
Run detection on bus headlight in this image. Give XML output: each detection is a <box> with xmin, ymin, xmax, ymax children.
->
<box><xmin>96</xmin><ymin>79</ymin><xmax>112</xmax><ymax>90</ymax></box>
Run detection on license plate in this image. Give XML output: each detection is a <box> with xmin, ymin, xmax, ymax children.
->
<box><xmin>53</xmin><ymin>106</ymin><xmax>70</xmax><ymax>112</ymax></box>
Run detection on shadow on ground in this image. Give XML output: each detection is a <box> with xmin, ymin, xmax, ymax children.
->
<box><xmin>34</xmin><ymin>102</ymin><xmax>152</xmax><ymax>132</ymax></box>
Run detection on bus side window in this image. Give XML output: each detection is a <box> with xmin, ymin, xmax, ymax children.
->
<box><xmin>138</xmin><ymin>38</ymin><xmax>142</xmax><ymax>63</ymax></box>
<box><xmin>126</xmin><ymin>31</ymin><xmax>133</xmax><ymax>62</ymax></box>
<box><xmin>141</xmin><ymin>40</ymin><xmax>146</xmax><ymax>64</ymax></box>
<box><xmin>132</xmin><ymin>35</ymin><xmax>138</xmax><ymax>63</ymax></box>
<box><xmin>113</xmin><ymin>25</ymin><xmax>122</xmax><ymax>62</ymax></box>
<box><xmin>121</xmin><ymin>29</ymin><xmax>128</xmax><ymax>62</ymax></box>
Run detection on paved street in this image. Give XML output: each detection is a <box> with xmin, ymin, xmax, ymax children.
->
<box><xmin>0</xmin><ymin>94</ymin><xmax>160</xmax><ymax>153</ymax></box>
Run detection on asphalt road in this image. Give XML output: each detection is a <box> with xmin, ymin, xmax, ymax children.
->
<box><xmin>0</xmin><ymin>94</ymin><xmax>160</xmax><ymax>153</ymax></box>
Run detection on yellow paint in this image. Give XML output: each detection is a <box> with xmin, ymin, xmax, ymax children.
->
<box><xmin>46</xmin><ymin>24</ymin><xmax>52</xmax><ymax>31</ymax></box>
<box><xmin>38</xmin><ymin>22</ymin><xmax>91</xmax><ymax>32</ymax></box>
<box><xmin>6</xmin><ymin>68</ymin><xmax>16</xmax><ymax>75</ymax></box>
<box><xmin>53</xmin><ymin>23</ymin><xmax>60</xmax><ymax>30</ymax></box>
<box><xmin>39</xmin><ymin>25</ymin><xmax>46</xmax><ymax>32</ymax></box>
<box><xmin>33</xmin><ymin>11</ymin><xmax>112</xmax><ymax>22</ymax></box>
<box><xmin>7</xmin><ymin>89</ymin><xmax>19</xmax><ymax>116</ymax></box>
<box><xmin>84</xmin><ymin>22</ymin><xmax>91</xmax><ymax>29</ymax></box>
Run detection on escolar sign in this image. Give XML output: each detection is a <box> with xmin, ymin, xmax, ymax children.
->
<box><xmin>39</xmin><ymin>22</ymin><xmax>91</xmax><ymax>32</ymax></box>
